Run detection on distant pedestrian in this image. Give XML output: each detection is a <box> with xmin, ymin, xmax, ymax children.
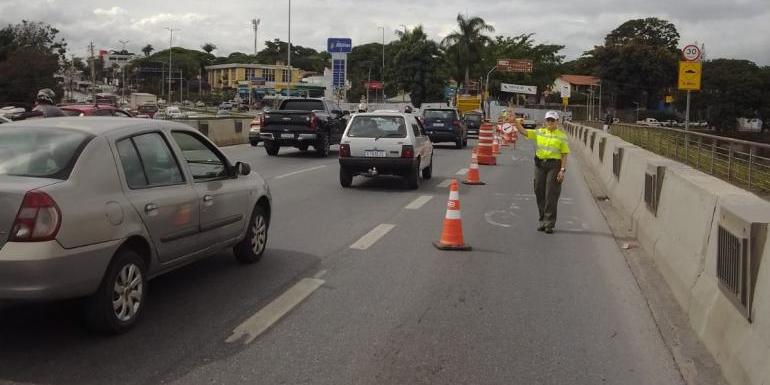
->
<box><xmin>514</xmin><ymin>110</ymin><xmax>570</xmax><ymax>234</ymax></box>
<box><xmin>603</xmin><ymin>113</ymin><xmax>612</xmax><ymax>132</ymax></box>
<box><xmin>32</xmin><ymin>88</ymin><xmax>65</xmax><ymax>118</ymax></box>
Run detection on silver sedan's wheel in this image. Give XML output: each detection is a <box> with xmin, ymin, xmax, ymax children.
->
<box><xmin>112</xmin><ymin>264</ymin><xmax>143</xmax><ymax>322</ymax></box>
<box><xmin>251</xmin><ymin>215</ymin><xmax>267</xmax><ymax>256</ymax></box>
<box><xmin>84</xmin><ymin>249</ymin><xmax>147</xmax><ymax>334</ymax></box>
<box><xmin>235</xmin><ymin>205</ymin><xmax>269</xmax><ymax>264</ymax></box>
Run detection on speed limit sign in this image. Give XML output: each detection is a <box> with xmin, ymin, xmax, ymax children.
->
<box><xmin>682</xmin><ymin>45</ymin><xmax>701</xmax><ymax>61</ymax></box>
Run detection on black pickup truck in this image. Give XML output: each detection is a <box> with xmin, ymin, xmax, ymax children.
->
<box><xmin>259</xmin><ymin>98</ymin><xmax>349</xmax><ymax>157</ymax></box>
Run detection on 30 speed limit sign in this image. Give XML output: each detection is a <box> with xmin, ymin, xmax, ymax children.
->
<box><xmin>682</xmin><ymin>45</ymin><xmax>701</xmax><ymax>61</ymax></box>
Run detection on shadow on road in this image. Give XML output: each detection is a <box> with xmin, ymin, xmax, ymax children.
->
<box><xmin>0</xmin><ymin>248</ymin><xmax>321</xmax><ymax>385</ymax></box>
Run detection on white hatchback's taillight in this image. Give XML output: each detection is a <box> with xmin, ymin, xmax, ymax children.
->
<box><xmin>10</xmin><ymin>191</ymin><xmax>62</xmax><ymax>242</ymax></box>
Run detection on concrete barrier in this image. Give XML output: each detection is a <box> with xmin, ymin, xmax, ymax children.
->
<box><xmin>566</xmin><ymin>122</ymin><xmax>770</xmax><ymax>385</ymax></box>
<box><xmin>172</xmin><ymin>118</ymin><xmax>251</xmax><ymax>147</ymax></box>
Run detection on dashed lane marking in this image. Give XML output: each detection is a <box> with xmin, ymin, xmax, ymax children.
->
<box><xmin>226</xmin><ymin>278</ymin><xmax>325</xmax><ymax>345</ymax></box>
<box><xmin>405</xmin><ymin>195</ymin><xmax>434</xmax><ymax>210</ymax></box>
<box><xmin>437</xmin><ymin>179</ymin><xmax>452</xmax><ymax>188</ymax></box>
<box><xmin>456</xmin><ymin>168</ymin><xmax>468</xmax><ymax>175</ymax></box>
<box><xmin>274</xmin><ymin>165</ymin><xmax>327</xmax><ymax>179</ymax></box>
<box><xmin>350</xmin><ymin>224</ymin><xmax>395</xmax><ymax>250</ymax></box>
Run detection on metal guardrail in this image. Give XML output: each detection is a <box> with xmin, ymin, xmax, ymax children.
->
<box><xmin>573</xmin><ymin>121</ymin><xmax>770</xmax><ymax>195</ymax></box>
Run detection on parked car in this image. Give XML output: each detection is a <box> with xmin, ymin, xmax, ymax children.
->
<box><xmin>0</xmin><ymin>118</ymin><xmax>272</xmax><ymax>334</ymax></box>
<box><xmin>636</xmin><ymin>118</ymin><xmax>662</xmax><ymax>127</ymax></box>
<box><xmin>195</xmin><ymin>101</ymin><xmax>206</xmax><ymax>108</ymax></box>
<box><xmin>165</xmin><ymin>106</ymin><xmax>184</xmax><ymax>119</ymax></box>
<box><xmin>422</xmin><ymin>108</ymin><xmax>467</xmax><ymax>148</ymax></box>
<box><xmin>339</xmin><ymin>112</ymin><xmax>433</xmax><ymax>189</ymax></box>
<box><xmin>463</xmin><ymin>111</ymin><xmax>483</xmax><ymax>138</ymax></box>
<box><xmin>260</xmin><ymin>98</ymin><xmax>349</xmax><ymax>157</ymax></box>
<box><xmin>219</xmin><ymin>102</ymin><xmax>233</xmax><ymax>111</ymax></box>
<box><xmin>60</xmin><ymin>104</ymin><xmax>134</xmax><ymax>118</ymax></box>
<box><xmin>1</xmin><ymin>106</ymin><xmax>44</xmax><ymax>122</ymax></box>
<box><xmin>136</xmin><ymin>103</ymin><xmax>159</xmax><ymax>119</ymax></box>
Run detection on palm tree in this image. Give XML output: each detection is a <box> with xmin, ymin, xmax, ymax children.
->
<box><xmin>201</xmin><ymin>43</ymin><xmax>217</xmax><ymax>54</ymax></box>
<box><xmin>441</xmin><ymin>14</ymin><xmax>494</xmax><ymax>84</ymax></box>
<box><xmin>141</xmin><ymin>44</ymin><xmax>154</xmax><ymax>57</ymax></box>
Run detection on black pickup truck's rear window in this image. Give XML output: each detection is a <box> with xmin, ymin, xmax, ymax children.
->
<box><xmin>281</xmin><ymin>100</ymin><xmax>325</xmax><ymax>111</ymax></box>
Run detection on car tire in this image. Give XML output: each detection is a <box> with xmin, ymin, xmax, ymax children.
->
<box><xmin>315</xmin><ymin>133</ymin><xmax>330</xmax><ymax>157</ymax></box>
<box><xmin>463</xmin><ymin>137</ymin><xmax>468</xmax><ymax>147</ymax></box>
<box><xmin>455</xmin><ymin>137</ymin><xmax>463</xmax><ymax>149</ymax></box>
<box><xmin>340</xmin><ymin>167</ymin><xmax>353</xmax><ymax>188</ymax></box>
<box><xmin>406</xmin><ymin>160</ymin><xmax>420</xmax><ymax>190</ymax></box>
<box><xmin>422</xmin><ymin>155</ymin><xmax>433</xmax><ymax>180</ymax></box>
<box><xmin>250</xmin><ymin>140</ymin><xmax>260</xmax><ymax>147</ymax></box>
<box><xmin>264</xmin><ymin>141</ymin><xmax>280</xmax><ymax>156</ymax></box>
<box><xmin>234</xmin><ymin>205</ymin><xmax>269</xmax><ymax>264</ymax></box>
<box><xmin>83</xmin><ymin>249</ymin><xmax>147</xmax><ymax>334</ymax></box>
<box><xmin>297</xmin><ymin>144</ymin><xmax>309</xmax><ymax>152</ymax></box>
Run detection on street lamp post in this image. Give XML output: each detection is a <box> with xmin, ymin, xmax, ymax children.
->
<box><xmin>287</xmin><ymin>0</ymin><xmax>292</xmax><ymax>94</ymax></box>
<box><xmin>252</xmin><ymin>18</ymin><xmax>261</xmax><ymax>55</ymax></box>
<box><xmin>165</xmin><ymin>27</ymin><xmax>178</xmax><ymax>103</ymax></box>
<box><xmin>484</xmin><ymin>66</ymin><xmax>496</xmax><ymax>119</ymax></box>
<box><xmin>119</xmin><ymin>40</ymin><xmax>129</xmax><ymax>104</ymax></box>
<box><xmin>378</xmin><ymin>26</ymin><xmax>385</xmax><ymax>103</ymax></box>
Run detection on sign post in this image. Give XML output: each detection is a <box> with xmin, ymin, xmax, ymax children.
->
<box><xmin>678</xmin><ymin>44</ymin><xmax>702</xmax><ymax>131</ymax></box>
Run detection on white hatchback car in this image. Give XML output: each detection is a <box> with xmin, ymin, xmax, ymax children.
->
<box><xmin>338</xmin><ymin>112</ymin><xmax>433</xmax><ymax>189</ymax></box>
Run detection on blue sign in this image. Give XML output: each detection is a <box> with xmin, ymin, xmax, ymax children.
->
<box><xmin>328</xmin><ymin>38</ymin><xmax>352</xmax><ymax>53</ymax></box>
<box><xmin>332</xmin><ymin>59</ymin><xmax>346</xmax><ymax>88</ymax></box>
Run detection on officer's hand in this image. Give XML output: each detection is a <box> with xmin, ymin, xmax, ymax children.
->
<box><xmin>556</xmin><ymin>170</ymin><xmax>565</xmax><ymax>183</ymax></box>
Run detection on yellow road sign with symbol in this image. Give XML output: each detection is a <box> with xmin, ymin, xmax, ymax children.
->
<box><xmin>678</xmin><ymin>61</ymin><xmax>702</xmax><ymax>91</ymax></box>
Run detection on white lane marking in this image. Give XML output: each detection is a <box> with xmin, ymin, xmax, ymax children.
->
<box><xmin>350</xmin><ymin>224</ymin><xmax>395</xmax><ymax>250</ymax></box>
<box><xmin>438</xmin><ymin>179</ymin><xmax>452</xmax><ymax>188</ymax></box>
<box><xmin>456</xmin><ymin>168</ymin><xmax>468</xmax><ymax>175</ymax></box>
<box><xmin>314</xmin><ymin>269</ymin><xmax>328</xmax><ymax>279</ymax></box>
<box><xmin>484</xmin><ymin>210</ymin><xmax>513</xmax><ymax>228</ymax></box>
<box><xmin>274</xmin><ymin>165</ymin><xmax>327</xmax><ymax>179</ymax></box>
<box><xmin>405</xmin><ymin>195</ymin><xmax>434</xmax><ymax>210</ymax></box>
<box><xmin>226</xmin><ymin>278</ymin><xmax>325</xmax><ymax>345</ymax></box>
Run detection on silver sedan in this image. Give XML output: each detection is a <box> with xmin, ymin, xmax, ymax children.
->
<box><xmin>0</xmin><ymin>118</ymin><xmax>271</xmax><ymax>334</ymax></box>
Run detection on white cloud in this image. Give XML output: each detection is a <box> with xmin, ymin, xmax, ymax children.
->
<box><xmin>93</xmin><ymin>6</ymin><xmax>127</xmax><ymax>17</ymax></box>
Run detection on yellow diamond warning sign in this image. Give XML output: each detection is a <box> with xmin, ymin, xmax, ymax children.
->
<box><xmin>678</xmin><ymin>61</ymin><xmax>702</xmax><ymax>91</ymax></box>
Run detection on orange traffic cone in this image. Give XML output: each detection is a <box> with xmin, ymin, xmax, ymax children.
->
<box><xmin>463</xmin><ymin>150</ymin><xmax>485</xmax><ymax>185</ymax></box>
<box><xmin>433</xmin><ymin>179</ymin><xmax>472</xmax><ymax>251</ymax></box>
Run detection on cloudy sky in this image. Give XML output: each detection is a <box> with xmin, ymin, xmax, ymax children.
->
<box><xmin>2</xmin><ymin>0</ymin><xmax>769</xmax><ymax>65</ymax></box>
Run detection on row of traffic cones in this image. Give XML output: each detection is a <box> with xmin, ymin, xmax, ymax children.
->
<box><xmin>434</xmin><ymin>120</ymin><xmax>519</xmax><ymax>251</ymax></box>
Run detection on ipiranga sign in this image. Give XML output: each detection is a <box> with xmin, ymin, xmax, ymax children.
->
<box><xmin>501</xmin><ymin>83</ymin><xmax>537</xmax><ymax>95</ymax></box>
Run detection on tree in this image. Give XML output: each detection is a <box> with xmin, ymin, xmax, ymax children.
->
<box><xmin>583</xmin><ymin>18</ymin><xmax>680</xmax><ymax>109</ymax></box>
<box><xmin>142</xmin><ymin>44</ymin><xmax>154</xmax><ymax>57</ymax></box>
<box><xmin>482</xmin><ymin>34</ymin><xmax>565</xmax><ymax>104</ymax></box>
<box><xmin>253</xmin><ymin>39</ymin><xmax>329</xmax><ymax>73</ymax></box>
<box><xmin>685</xmin><ymin>59</ymin><xmax>764</xmax><ymax>130</ymax></box>
<box><xmin>389</xmin><ymin>26</ymin><xmax>446</xmax><ymax>107</ymax></box>
<box><xmin>441</xmin><ymin>14</ymin><xmax>494</xmax><ymax>84</ymax></box>
<box><xmin>201</xmin><ymin>42</ymin><xmax>216</xmax><ymax>54</ymax></box>
<box><xmin>347</xmin><ymin>43</ymin><xmax>386</xmax><ymax>103</ymax></box>
<box><xmin>0</xmin><ymin>20</ymin><xmax>66</xmax><ymax>104</ymax></box>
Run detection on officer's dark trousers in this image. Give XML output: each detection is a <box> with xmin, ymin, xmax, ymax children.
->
<box><xmin>534</xmin><ymin>158</ymin><xmax>562</xmax><ymax>229</ymax></box>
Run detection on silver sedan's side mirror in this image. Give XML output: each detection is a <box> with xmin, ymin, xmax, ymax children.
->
<box><xmin>235</xmin><ymin>161</ymin><xmax>251</xmax><ymax>176</ymax></box>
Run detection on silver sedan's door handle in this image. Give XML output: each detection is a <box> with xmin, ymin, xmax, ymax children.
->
<box><xmin>203</xmin><ymin>195</ymin><xmax>213</xmax><ymax>202</ymax></box>
<box><xmin>144</xmin><ymin>203</ymin><xmax>158</xmax><ymax>214</ymax></box>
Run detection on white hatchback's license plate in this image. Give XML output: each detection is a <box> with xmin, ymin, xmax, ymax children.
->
<box><xmin>281</xmin><ymin>133</ymin><xmax>294</xmax><ymax>139</ymax></box>
<box><xmin>364</xmin><ymin>150</ymin><xmax>387</xmax><ymax>158</ymax></box>
<box><xmin>433</xmin><ymin>123</ymin><xmax>445</xmax><ymax>127</ymax></box>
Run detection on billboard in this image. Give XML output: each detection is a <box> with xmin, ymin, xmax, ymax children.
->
<box><xmin>501</xmin><ymin>83</ymin><xmax>537</xmax><ymax>95</ymax></box>
<box><xmin>327</xmin><ymin>38</ymin><xmax>353</xmax><ymax>53</ymax></box>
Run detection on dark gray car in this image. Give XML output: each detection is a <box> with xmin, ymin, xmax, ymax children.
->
<box><xmin>0</xmin><ymin>118</ymin><xmax>272</xmax><ymax>334</ymax></box>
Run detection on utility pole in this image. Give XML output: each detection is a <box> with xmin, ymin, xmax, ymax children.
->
<box><xmin>88</xmin><ymin>42</ymin><xmax>96</xmax><ymax>105</ymax></box>
<box><xmin>165</xmin><ymin>27</ymin><xmax>178</xmax><ymax>103</ymax></box>
<box><xmin>252</xmin><ymin>18</ymin><xmax>260</xmax><ymax>55</ymax></box>
<box><xmin>378</xmin><ymin>26</ymin><xmax>385</xmax><ymax>103</ymax></box>
<box><xmin>287</xmin><ymin>0</ymin><xmax>292</xmax><ymax>95</ymax></box>
<box><xmin>118</xmin><ymin>40</ymin><xmax>129</xmax><ymax>104</ymax></box>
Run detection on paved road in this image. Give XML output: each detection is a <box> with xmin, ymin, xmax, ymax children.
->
<box><xmin>0</xmin><ymin>140</ymin><xmax>684</xmax><ymax>385</ymax></box>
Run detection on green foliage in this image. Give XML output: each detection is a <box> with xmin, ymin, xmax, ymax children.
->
<box><xmin>141</xmin><ymin>44</ymin><xmax>154</xmax><ymax>57</ymax></box>
<box><xmin>484</xmin><ymin>34</ymin><xmax>565</xmax><ymax>103</ymax></box>
<box><xmin>201</xmin><ymin>43</ymin><xmax>216</xmax><ymax>54</ymax></box>
<box><xmin>685</xmin><ymin>59</ymin><xmax>765</xmax><ymax>130</ymax></box>
<box><xmin>441</xmin><ymin>14</ymin><xmax>494</xmax><ymax>84</ymax></box>
<box><xmin>0</xmin><ymin>20</ymin><xmax>66</xmax><ymax>104</ymax></box>
<box><xmin>254</xmin><ymin>39</ymin><xmax>329</xmax><ymax>73</ymax></box>
<box><xmin>389</xmin><ymin>26</ymin><xmax>446</xmax><ymax>107</ymax></box>
<box><xmin>347</xmin><ymin>43</ymin><xmax>386</xmax><ymax>103</ymax></box>
<box><xmin>583</xmin><ymin>17</ymin><xmax>679</xmax><ymax>110</ymax></box>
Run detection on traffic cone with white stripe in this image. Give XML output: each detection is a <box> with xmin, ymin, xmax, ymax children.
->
<box><xmin>492</xmin><ymin>134</ymin><xmax>500</xmax><ymax>155</ymax></box>
<box><xmin>433</xmin><ymin>178</ymin><xmax>472</xmax><ymax>251</ymax></box>
<box><xmin>463</xmin><ymin>149</ymin><xmax>485</xmax><ymax>185</ymax></box>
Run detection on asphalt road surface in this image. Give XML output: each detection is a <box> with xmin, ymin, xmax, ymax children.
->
<box><xmin>0</xmin><ymin>139</ymin><xmax>685</xmax><ymax>385</ymax></box>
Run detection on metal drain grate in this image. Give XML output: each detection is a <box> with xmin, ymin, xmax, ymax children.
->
<box><xmin>717</xmin><ymin>225</ymin><xmax>748</xmax><ymax>314</ymax></box>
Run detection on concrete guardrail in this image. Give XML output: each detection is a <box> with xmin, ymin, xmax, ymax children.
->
<box><xmin>566</xmin><ymin>121</ymin><xmax>770</xmax><ymax>385</ymax></box>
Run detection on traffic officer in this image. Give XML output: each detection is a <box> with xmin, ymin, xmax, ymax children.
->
<box><xmin>514</xmin><ymin>110</ymin><xmax>570</xmax><ymax>234</ymax></box>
